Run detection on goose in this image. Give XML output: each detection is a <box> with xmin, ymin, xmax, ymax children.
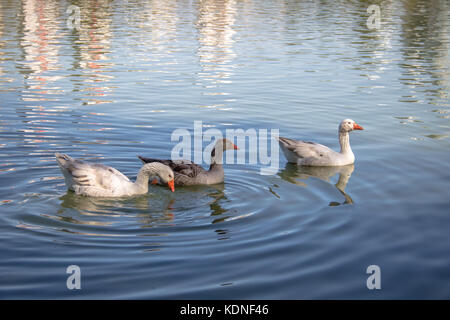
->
<box><xmin>55</xmin><ymin>153</ymin><xmax>175</xmax><ymax>197</ymax></box>
<box><xmin>278</xmin><ymin>119</ymin><xmax>364</xmax><ymax>166</ymax></box>
<box><xmin>138</xmin><ymin>138</ymin><xmax>238</xmax><ymax>186</ymax></box>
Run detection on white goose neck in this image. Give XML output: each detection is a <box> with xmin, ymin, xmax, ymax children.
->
<box><xmin>339</xmin><ymin>130</ymin><xmax>352</xmax><ymax>154</ymax></box>
<box><xmin>135</xmin><ymin>163</ymin><xmax>164</xmax><ymax>192</ymax></box>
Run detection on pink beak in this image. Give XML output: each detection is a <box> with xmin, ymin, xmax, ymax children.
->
<box><xmin>353</xmin><ymin>123</ymin><xmax>364</xmax><ymax>130</ymax></box>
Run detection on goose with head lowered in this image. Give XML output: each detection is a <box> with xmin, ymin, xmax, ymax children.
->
<box><xmin>55</xmin><ymin>153</ymin><xmax>175</xmax><ymax>197</ymax></box>
<box><xmin>278</xmin><ymin>119</ymin><xmax>364</xmax><ymax>166</ymax></box>
<box><xmin>138</xmin><ymin>138</ymin><xmax>238</xmax><ymax>186</ymax></box>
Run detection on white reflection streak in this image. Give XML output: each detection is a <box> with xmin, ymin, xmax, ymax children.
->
<box><xmin>433</xmin><ymin>1</ymin><xmax>450</xmax><ymax>100</ymax></box>
<box><xmin>139</xmin><ymin>0</ymin><xmax>178</xmax><ymax>49</ymax></box>
<box><xmin>197</xmin><ymin>0</ymin><xmax>237</xmax><ymax>86</ymax></box>
<box><xmin>21</xmin><ymin>0</ymin><xmax>61</xmax><ymax>94</ymax></box>
<box><xmin>0</xmin><ymin>1</ymin><xmax>3</xmax><ymax>79</ymax></box>
<box><xmin>76</xmin><ymin>0</ymin><xmax>113</xmax><ymax>104</ymax></box>
<box><xmin>366</xmin><ymin>2</ymin><xmax>394</xmax><ymax>83</ymax></box>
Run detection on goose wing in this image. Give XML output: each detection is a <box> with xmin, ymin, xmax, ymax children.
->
<box><xmin>56</xmin><ymin>153</ymin><xmax>130</xmax><ymax>191</ymax></box>
<box><xmin>278</xmin><ymin>137</ymin><xmax>335</xmax><ymax>160</ymax></box>
<box><xmin>138</xmin><ymin>156</ymin><xmax>206</xmax><ymax>178</ymax></box>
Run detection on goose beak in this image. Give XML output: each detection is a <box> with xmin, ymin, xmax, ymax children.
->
<box><xmin>353</xmin><ymin>123</ymin><xmax>364</xmax><ymax>130</ymax></box>
<box><xmin>233</xmin><ymin>144</ymin><xmax>239</xmax><ymax>150</ymax></box>
<box><xmin>168</xmin><ymin>179</ymin><xmax>175</xmax><ymax>192</ymax></box>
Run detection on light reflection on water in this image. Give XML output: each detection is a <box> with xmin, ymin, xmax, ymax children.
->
<box><xmin>0</xmin><ymin>0</ymin><xmax>450</xmax><ymax>299</ymax></box>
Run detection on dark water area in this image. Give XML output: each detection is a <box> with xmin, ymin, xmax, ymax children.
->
<box><xmin>0</xmin><ymin>0</ymin><xmax>449</xmax><ymax>299</ymax></box>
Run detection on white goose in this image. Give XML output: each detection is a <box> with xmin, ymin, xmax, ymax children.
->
<box><xmin>278</xmin><ymin>119</ymin><xmax>364</xmax><ymax>166</ymax></box>
<box><xmin>55</xmin><ymin>153</ymin><xmax>175</xmax><ymax>197</ymax></box>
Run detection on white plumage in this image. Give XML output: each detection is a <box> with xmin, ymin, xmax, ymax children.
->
<box><xmin>55</xmin><ymin>153</ymin><xmax>175</xmax><ymax>197</ymax></box>
<box><xmin>278</xmin><ymin>119</ymin><xmax>364</xmax><ymax>166</ymax></box>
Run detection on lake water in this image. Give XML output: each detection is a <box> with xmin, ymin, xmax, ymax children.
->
<box><xmin>0</xmin><ymin>0</ymin><xmax>449</xmax><ymax>299</ymax></box>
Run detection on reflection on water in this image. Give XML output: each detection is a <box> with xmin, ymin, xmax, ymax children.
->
<box><xmin>196</xmin><ymin>0</ymin><xmax>236</xmax><ymax>106</ymax></box>
<box><xmin>399</xmin><ymin>0</ymin><xmax>450</xmax><ymax>106</ymax></box>
<box><xmin>56</xmin><ymin>183</ymin><xmax>232</xmax><ymax>231</ymax></box>
<box><xmin>57</xmin><ymin>191</ymin><xmax>176</xmax><ymax>230</ymax></box>
<box><xmin>20</xmin><ymin>0</ymin><xmax>62</xmax><ymax>100</ymax></box>
<box><xmin>73</xmin><ymin>0</ymin><xmax>114</xmax><ymax>105</ymax></box>
<box><xmin>279</xmin><ymin>163</ymin><xmax>354</xmax><ymax>206</ymax></box>
<box><xmin>206</xmin><ymin>183</ymin><xmax>230</xmax><ymax>221</ymax></box>
<box><xmin>138</xmin><ymin>0</ymin><xmax>178</xmax><ymax>49</ymax></box>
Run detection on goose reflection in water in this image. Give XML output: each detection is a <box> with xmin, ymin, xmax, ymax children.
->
<box><xmin>206</xmin><ymin>184</ymin><xmax>229</xmax><ymax>222</ymax></box>
<box><xmin>278</xmin><ymin>163</ymin><xmax>355</xmax><ymax>206</ymax></box>
<box><xmin>178</xmin><ymin>183</ymin><xmax>229</xmax><ymax>220</ymax></box>
<box><xmin>206</xmin><ymin>184</ymin><xmax>231</xmax><ymax>239</ymax></box>
<box><xmin>57</xmin><ymin>192</ymin><xmax>175</xmax><ymax>228</ymax></box>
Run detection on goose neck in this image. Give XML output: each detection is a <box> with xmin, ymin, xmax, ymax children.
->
<box><xmin>135</xmin><ymin>163</ymin><xmax>162</xmax><ymax>192</ymax></box>
<box><xmin>209</xmin><ymin>147</ymin><xmax>224</xmax><ymax>171</ymax></box>
<box><xmin>339</xmin><ymin>131</ymin><xmax>352</xmax><ymax>154</ymax></box>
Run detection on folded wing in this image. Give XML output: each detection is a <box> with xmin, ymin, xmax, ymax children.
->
<box><xmin>56</xmin><ymin>153</ymin><xmax>130</xmax><ymax>192</ymax></box>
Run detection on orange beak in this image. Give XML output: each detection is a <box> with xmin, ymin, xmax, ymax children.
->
<box><xmin>233</xmin><ymin>144</ymin><xmax>239</xmax><ymax>150</ymax></box>
<box><xmin>151</xmin><ymin>178</ymin><xmax>159</xmax><ymax>185</ymax></box>
<box><xmin>167</xmin><ymin>179</ymin><xmax>175</xmax><ymax>192</ymax></box>
<box><xmin>353</xmin><ymin>123</ymin><xmax>364</xmax><ymax>130</ymax></box>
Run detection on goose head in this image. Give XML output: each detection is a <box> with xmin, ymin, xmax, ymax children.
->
<box><xmin>216</xmin><ymin>138</ymin><xmax>239</xmax><ymax>151</ymax></box>
<box><xmin>143</xmin><ymin>163</ymin><xmax>175</xmax><ymax>192</ymax></box>
<box><xmin>339</xmin><ymin>119</ymin><xmax>364</xmax><ymax>133</ymax></box>
<box><xmin>209</xmin><ymin>139</ymin><xmax>238</xmax><ymax>165</ymax></box>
